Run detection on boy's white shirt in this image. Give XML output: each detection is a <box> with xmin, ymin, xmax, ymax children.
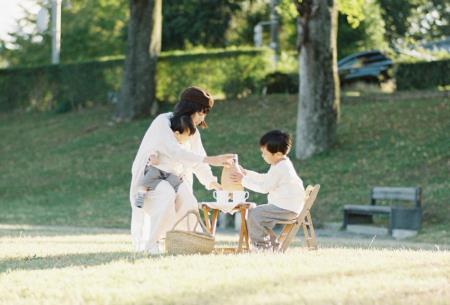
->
<box><xmin>130</xmin><ymin>112</ymin><xmax>217</xmax><ymax>204</ymax></box>
<box><xmin>242</xmin><ymin>157</ymin><xmax>305</xmax><ymax>214</ymax></box>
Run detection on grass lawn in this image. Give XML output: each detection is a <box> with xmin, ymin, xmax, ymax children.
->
<box><xmin>1</xmin><ymin>225</ymin><xmax>449</xmax><ymax>305</ymax></box>
<box><xmin>1</xmin><ymin>94</ymin><xmax>449</xmax><ymax>305</ymax></box>
<box><xmin>0</xmin><ymin>94</ymin><xmax>449</xmax><ymax>242</ymax></box>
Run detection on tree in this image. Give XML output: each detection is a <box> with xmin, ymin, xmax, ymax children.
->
<box><xmin>337</xmin><ymin>0</ymin><xmax>387</xmax><ymax>59</ymax></box>
<box><xmin>0</xmin><ymin>0</ymin><xmax>128</xmax><ymax>67</ymax></box>
<box><xmin>405</xmin><ymin>0</ymin><xmax>450</xmax><ymax>42</ymax></box>
<box><xmin>292</xmin><ymin>0</ymin><xmax>364</xmax><ymax>159</ymax></box>
<box><xmin>377</xmin><ymin>0</ymin><xmax>415</xmax><ymax>44</ymax></box>
<box><xmin>60</xmin><ymin>0</ymin><xmax>128</xmax><ymax>61</ymax></box>
<box><xmin>115</xmin><ymin>0</ymin><xmax>162</xmax><ymax>120</ymax></box>
<box><xmin>293</xmin><ymin>0</ymin><xmax>339</xmax><ymax>159</ymax></box>
<box><xmin>377</xmin><ymin>0</ymin><xmax>449</xmax><ymax>46</ymax></box>
<box><xmin>162</xmin><ymin>0</ymin><xmax>242</xmax><ymax>51</ymax></box>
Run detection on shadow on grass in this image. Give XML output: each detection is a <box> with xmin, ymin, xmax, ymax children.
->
<box><xmin>0</xmin><ymin>225</ymin><xmax>127</xmax><ymax>238</ymax></box>
<box><xmin>0</xmin><ymin>251</ymin><xmax>145</xmax><ymax>273</ymax></box>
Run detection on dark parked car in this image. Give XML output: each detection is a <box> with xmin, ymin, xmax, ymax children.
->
<box><xmin>338</xmin><ymin>50</ymin><xmax>393</xmax><ymax>85</ymax></box>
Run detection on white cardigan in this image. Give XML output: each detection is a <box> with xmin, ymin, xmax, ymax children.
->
<box><xmin>242</xmin><ymin>157</ymin><xmax>305</xmax><ymax>214</ymax></box>
<box><xmin>130</xmin><ymin>113</ymin><xmax>217</xmax><ymax>204</ymax></box>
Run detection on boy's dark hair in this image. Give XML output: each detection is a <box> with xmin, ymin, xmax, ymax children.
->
<box><xmin>173</xmin><ymin>86</ymin><xmax>214</xmax><ymax>129</ymax></box>
<box><xmin>170</xmin><ymin>115</ymin><xmax>196</xmax><ymax>136</ymax></box>
<box><xmin>259</xmin><ymin>130</ymin><xmax>292</xmax><ymax>155</ymax></box>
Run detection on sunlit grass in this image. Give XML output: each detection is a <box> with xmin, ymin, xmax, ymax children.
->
<box><xmin>0</xmin><ymin>226</ymin><xmax>449</xmax><ymax>305</ymax></box>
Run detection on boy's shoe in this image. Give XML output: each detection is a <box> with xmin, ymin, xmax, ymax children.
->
<box><xmin>135</xmin><ymin>191</ymin><xmax>146</xmax><ymax>208</ymax></box>
<box><xmin>251</xmin><ymin>242</ymin><xmax>274</xmax><ymax>254</ymax></box>
<box><xmin>271</xmin><ymin>241</ymin><xmax>281</xmax><ymax>252</ymax></box>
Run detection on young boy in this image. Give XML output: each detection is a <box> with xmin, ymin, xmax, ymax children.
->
<box><xmin>134</xmin><ymin>115</ymin><xmax>196</xmax><ymax>208</ymax></box>
<box><xmin>232</xmin><ymin>130</ymin><xmax>305</xmax><ymax>250</ymax></box>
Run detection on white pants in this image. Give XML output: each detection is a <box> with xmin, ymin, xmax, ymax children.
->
<box><xmin>130</xmin><ymin>180</ymin><xmax>198</xmax><ymax>252</ymax></box>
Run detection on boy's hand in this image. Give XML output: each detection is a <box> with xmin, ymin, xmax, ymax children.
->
<box><xmin>209</xmin><ymin>181</ymin><xmax>223</xmax><ymax>191</ymax></box>
<box><xmin>230</xmin><ymin>171</ymin><xmax>244</xmax><ymax>183</ymax></box>
<box><xmin>148</xmin><ymin>153</ymin><xmax>160</xmax><ymax>165</ymax></box>
<box><xmin>238</xmin><ymin>165</ymin><xmax>247</xmax><ymax>175</ymax></box>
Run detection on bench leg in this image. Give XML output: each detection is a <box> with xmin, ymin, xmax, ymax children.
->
<box><xmin>388</xmin><ymin>212</ymin><xmax>393</xmax><ymax>235</ymax></box>
<box><xmin>345</xmin><ymin>212</ymin><xmax>374</xmax><ymax>226</ymax></box>
<box><xmin>343</xmin><ymin>210</ymin><xmax>349</xmax><ymax>229</ymax></box>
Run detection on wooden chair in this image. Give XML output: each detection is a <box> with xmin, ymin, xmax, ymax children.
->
<box><xmin>276</xmin><ymin>184</ymin><xmax>320</xmax><ymax>252</ymax></box>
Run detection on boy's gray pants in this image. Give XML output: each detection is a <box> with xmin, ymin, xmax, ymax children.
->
<box><xmin>248</xmin><ymin>204</ymin><xmax>298</xmax><ymax>249</ymax></box>
<box><xmin>138</xmin><ymin>165</ymin><xmax>183</xmax><ymax>193</ymax></box>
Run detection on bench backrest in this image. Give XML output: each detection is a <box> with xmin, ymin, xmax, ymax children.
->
<box><xmin>370</xmin><ymin>187</ymin><xmax>422</xmax><ymax>208</ymax></box>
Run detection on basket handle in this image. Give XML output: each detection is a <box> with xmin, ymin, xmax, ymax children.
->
<box><xmin>171</xmin><ymin>209</ymin><xmax>211</xmax><ymax>234</ymax></box>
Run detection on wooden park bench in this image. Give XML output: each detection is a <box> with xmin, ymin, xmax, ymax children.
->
<box><xmin>342</xmin><ymin>187</ymin><xmax>422</xmax><ymax>235</ymax></box>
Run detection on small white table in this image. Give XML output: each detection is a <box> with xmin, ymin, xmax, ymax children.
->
<box><xmin>199</xmin><ymin>202</ymin><xmax>256</xmax><ymax>253</ymax></box>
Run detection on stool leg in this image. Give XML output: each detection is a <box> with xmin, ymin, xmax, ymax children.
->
<box><xmin>211</xmin><ymin>209</ymin><xmax>219</xmax><ymax>236</ymax></box>
<box><xmin>241</xmin><ymin>207</ymin><xmax>250</xmax><ymax>251</ymax></box>
<box><xmin>202</xmin><ymin>206</ymin><xmax>212</xmax><ymax>233</ymax></box>
<box><xmin>238</xmin><ymin>209</ymin><xmax>244</xmax><ymax>252</ymax></box>
<box><xmin>238</xmin><ymin>207</ymin><xmax>250</xmax><ymax>252</ymax></box>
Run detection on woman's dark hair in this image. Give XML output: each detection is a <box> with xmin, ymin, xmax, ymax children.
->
<box><xmin>170</xmin><ymin>115</ymin><xmax>196</xmax><ymax>136</ymax></box>
<box><xmin>172</xmin><ymin>86</ymin><xmax>214</xmax><ymax>129</ymax></box>
<box><xmin>259</xmin><ymin>130</ymin><xmax>292</xmax><ymax>155</ymax></box>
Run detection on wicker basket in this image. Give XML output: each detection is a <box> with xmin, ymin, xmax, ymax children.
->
<box><xmin>165</xmin><ymin>210</ymin><xmax>215</xmax><ymax>255</ymax></box>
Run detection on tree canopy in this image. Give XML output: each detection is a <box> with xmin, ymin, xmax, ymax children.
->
<box><xmin>0</xmin><ymin>0</ymin><xmax>448</xmax><ymax>67</ymax></box>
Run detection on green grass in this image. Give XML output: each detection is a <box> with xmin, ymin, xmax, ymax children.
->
<box><xmin>1</xmin><ymin>226</ymin><xmax>449</xmax><ymax>305</ymax></box>
<box><xmin>0</xmin><ymin>94</ymin><xmax>449</xmax><ymax>241</ymax></box>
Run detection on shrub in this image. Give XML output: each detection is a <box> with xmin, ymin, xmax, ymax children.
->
<box><xmin>262</xmin><ymin>71</ymin><xmax>298</xmax><ymax>94</ymax></box>
<box><xmin>0</xmin><ymin>48</ymin><xmax>270</xmax><ymax>112</ymax></box>
<box><xmin>157</xmin><ymin>48</ymin><xmax>270</xmax><ymax>101</ymax></box>
<box><xmin>395</xmin><ymin>59</ymin><xmax>450</xmax><ymax>91</ymax></box>
<box><xmin>0</xmin><ymin>59</ymin><xmax>123</xmax><ymax>113</ymax></box>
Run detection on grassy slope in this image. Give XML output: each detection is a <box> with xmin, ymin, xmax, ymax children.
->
<box><xmin>0</xmin><ymin>95</ymin><xmax>449</xmax><ymax>239</ymax></box>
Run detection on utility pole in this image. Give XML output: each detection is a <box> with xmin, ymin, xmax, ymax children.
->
<box><xmin>51</xmin><ymin>0</ymin><xmax>61</xmax><ymax>64</ymax></box>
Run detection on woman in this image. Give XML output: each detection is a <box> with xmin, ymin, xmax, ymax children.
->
<box><xmin>129</xmin><ymin>86</ymin><xmax>233</xmax><ymax>254</ymax></box>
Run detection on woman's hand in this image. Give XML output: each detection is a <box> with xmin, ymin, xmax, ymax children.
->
<box><xmin>230</xmin><ymin>171</ymin><xmax>244</xmax><ymax>183</ymax></box>
<box><xmin>204</xmin><ymin>154</ymin><xmax>235</xmax><ymax>167</ymax></box>
<box><xmin>209</xmin><ymin>181</ymin><xmax>223</xmax><ymax>191</ymax></box>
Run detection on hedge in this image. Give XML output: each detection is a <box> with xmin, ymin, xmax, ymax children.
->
<box><xmin>395</xmin><ymin>59</ymin><xmax>450</xmax><ymax>91</ymax></box>
<box><xmin>0</xmin><ymin>48</ymin><xmax>270</xmax><ymax>112</ymax></box>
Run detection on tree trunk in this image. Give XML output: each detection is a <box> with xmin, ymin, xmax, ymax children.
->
<box><xmin>116</xmin><ymin>0</ymin><xmax>162</xmax><ymax>121</ymax></box>
<box><xmin>295</xmin><ymin>0</ymin><xmax>340</xmax><ymax>159</ymax></box>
